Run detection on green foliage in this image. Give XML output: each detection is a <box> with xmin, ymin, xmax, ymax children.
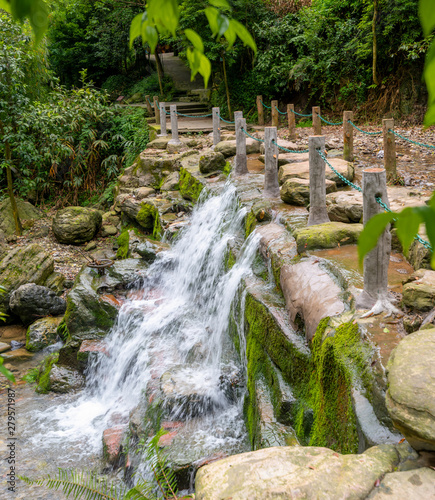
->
<box><xmin>0</xmin><ymin>0</ymin><xmax>49</xmax><ymax>43</ymax></box>
<box><xmin>358</xmin><ymin>192</ymin><xmax>435</xmax><ymax>268</ymax></box>
<box><xmin>20</xmin><ymin>428</ymin><xmax>183</xmax><ymax>500</ymax></box>
<box><xmin>420</xmin><ymin>0</ymin><xmax>435</xmax><ymax>125</ymax></box>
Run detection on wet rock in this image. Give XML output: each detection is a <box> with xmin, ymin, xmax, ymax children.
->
<box><xmin>195</xmin><ymin>444</ymin><xmax>406</xmax><ymax>499</ymax></box>
<box><xmin>101</xmin><ymin>225</ymin><xmax>118</xmax><ymax>237</ymax></box>
<box><xmin>408</xmin><ymin>238</ymin><xmax>432</xmax><ymax>270</ymax></box>
<box><xmin>0</xmin><ymin>198</ymin><xmax>42</xmax><ymax>236</ymax></box>
<box><xmin>102</xmin><ymin>426</ymin><xmax>126</xmax><ymax>465</ymax></box>
<box><xmin>0</xmin><ymin>244</ymin><xmax>54</xmax><ymax>319</ymax></box>
<box><xmin>26</xmin><ymin>316</ymin><xmax>63</xmax><ymax>352</ymax></box>
<box><xmin>278</xmin><ymin>158</ymin><xmax>354</xmax><ymax>187</ymax></box>
<box><xmin>251</xmin><ymin>200</ymin><xmax>272</xmax><ymax>223</ymax></box>
<box><xmin>214</xmin><ymin>138</ymin><xmax>261</xmax><ymax>158</ymax></box>
<box><xmin>2</xmin><ymin>347</ymin><xmax>33</xmax><ymax>361</ymax></box>
<box><xmin>45</xmin><ymin>271</ymin><xmax>66</xmax><ymax>296</ymax></box>
<box><xmin>294</xmin><ymin>222</ymin><xmax>363</xmax><ymax>253</ymax></box>
<box><xmin>386</xmin><ymin>328</ymin><xmax>435</xmax><ymax>451</ymax></box>
<box><xmin>260</xmin><ymin>139</ymin><xmax>299</xmax><ymax>155</ymax></box>
<box><xmin>326</xmin><ymin>191</ymin><xmax>364</xmax><ymax>223</ymax></box>
<box><xmin>280</xmin><ymin>177</ymin><xmax>337</xmax><ymax>206</ymax></box>
<box><xmin>160</xmin><ymin>172</ymin><xmax>180</xmax><ymax>191</ymax></box>
<box><xmin>280</xmin><ymin>257</ymin><xmax>346</xmax><ymax>340</ymax></box>
<box><xmin>402</xmin><ymin>269</ymin><xmax>435</xmax><ymax>311</ymax></box>
<box><xmin>52</xmin><ymin>207</ymin><xmax>102</xmax><ymax>244</ymax></box>
<box><xmin>9</xmin><ymin>283</ymin><xmax>66</xmax><ymax>325</ymax></box>
<box><xmin>49</xmin><ymin>365</ymin><xmax>85</xmax><ymax>393</ymax></box>
<box><xmin>77</xmin><ymin>339</ymin><xmax>109</xmax><ymax>370</ymax></box>
<box><xmin>199</xmin><ymin>151</ymin><xmax>226</xmax><ymax>174</ymax></box>
<box><xmin>403</xmin><ymin>314</ymin><xmax>423</xmax><ymax>334</ymax></box>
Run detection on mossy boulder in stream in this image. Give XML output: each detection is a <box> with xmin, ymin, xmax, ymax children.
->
<box><xmin>26</xmin><ymin>316</ymin><xmax>63</xmax><ymax>352</ymax></box>
<box><xmin>0</xmin><ymin>243</ymin><xmax>54</xmax><ymax>320</ymax></box>
<box><xmin>179</xmin><ymin>167</ymin><xmax>204</xmax><ymax>202</ymax></box>
<box><xmin>294</xmin><ymin>221</ymin><xmax>363</xmax><ymax>253</ymax></box>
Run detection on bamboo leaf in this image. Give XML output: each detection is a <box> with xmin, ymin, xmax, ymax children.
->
<box><xmin>129</xmin><ymin>13</ymin><xmax>143</xmax><ymax>48</ymax></box>
<box><xmin>230</xmin><ymin>19</ymin><xmax>257</xmax><ymax>53</ymax></box>
<box><xmin>184</xmin><ymin>28</ymin><xmax>204</xmax><ymax>53</ymax></box>
<box><xmin>208</xmin><ymin>0</ymin><xmax>230</xmax><ymax>10</ymax></box>
<box><xmin>395</xmin><ymin>207</ymin><xmax>423</xmax><ymax>256</ymax></box>
<box><xmin>419</xmin><ymin>0</ymin><xmax>435</xmax><ymax>36</ymax></box>
<box><xmin>357</xmin><ymin>212</ymin><xmax>396</xmax><ymax>266</ymax></box>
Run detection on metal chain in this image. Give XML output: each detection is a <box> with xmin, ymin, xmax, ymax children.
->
<box><xmin>375</xmin><ymin>197</ymin><xmax>432</xmax><ymax>250</ymax></box>
<box><xmin>175</xmin><ymin>111</ymin><xmax>213</xmax><ymax>118</ymax></box>
<box><xmin>218</xmin><ymin>114</ymin><xmax>235</xmax><ymax>124</ymax></box>
<box><xmin>274</xmin><ymin>106</ymin><xmax>287</xmax><ymax>116</ymax></box>
<box><xmin>316</xmin><ymin>149</ymin><xmax>362</xmax><ymax>192</ymax></box>
<box><xmin>289</xmin><ymin>109</ymin><xmax>312</xmax><ymax>118</ymax></box>
<box><xmin>390</xmin><ymin>130</ymin><xmax>435</xmax><ymax>151</ymax></box>
<box><xmin>147</xmin><ymin>97</ymin><xmax>154</xmax><ymax>107</ymax></box>
<box><xmin>348</xmin><ymin>120</ymin><xmax>382</xmax><ymax>136</ymax></box>
<box><xmin>317</xmin><ymin>114</ymin><xmax>343</xmax><ymax>126</ymax></box>
<box><xmin>272</xmin><ymin>139</ymin><xmax>308</xmax><ymax>154</ymax></box>
<box><xmin>241</xmin><ymin>128</ymin><xmax>264</xmax><ymax>143</ymax></box>
<box><xmin>260</xmin><ymin>100</ymin><xmax>271</xmax><ymax>109</ymax></box>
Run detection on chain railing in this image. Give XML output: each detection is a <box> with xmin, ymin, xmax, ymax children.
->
<box><xmin>290</xmin><ymin>108</ymin><xmax>312</xmax><ymax>118</ymax></box>
<box><xmin>347</xmin><ymin>120</ymin><xmax>382</xmax><ymax>136</ymax></box>
<box><xmin>218</xmin><ymin>114</ymin><xmax>235</xmax><ymax>124</ymax></box>
<box><xmin>274</xmin><ymin>106</ymin><xmax>287</xmax><ymax>116</ymax></box>
<box><xmin>390</xmin><ymin>130</ymin><xmax>435</xmax><ymax>151</ymax></box>
<box><xmin>272</xmin><ymin>140</ymin><xmax>308</xmax><ymax>154</ymax></box>
<box><xmin>316</xmin><ymin>149</ymin><xmax>362</xmax><ymax>192</ymax></box>
<box><xmin>317</xmin><ymin>114</ymin><xmax>343</xmax><ymax>126</ymax></box>
<box><xmin>260</xmin><ymin>100</ymin><xmax>271</xmax><ymax>109</ymax></box>
<box><xmin>241</xmin><ymin>128</ymin><xmax>264</xmax><ymax>142</ymax></box>
<box><xmin>175</xmin><ymin>111</ymin><xmax>213</xmax><ymax>118</ymax></box>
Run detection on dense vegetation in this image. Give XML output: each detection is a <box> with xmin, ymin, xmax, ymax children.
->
<box><xmin>0</xmin><ymin>0</ymin><xmax>432</xmax><ymax>210</ymax></box>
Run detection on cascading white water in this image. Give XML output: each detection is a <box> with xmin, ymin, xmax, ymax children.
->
<box><xmin>27</xmin><ymin>183</ymin><xmax>260</xmax><ymax>463</ymax></box>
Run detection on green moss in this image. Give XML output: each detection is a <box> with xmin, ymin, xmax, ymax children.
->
<box><xmin>35</xmin><ymin>353</ymin><xmax>59</xmax><ymax>394</ymax></box>
<box><xmin>136</xmin><ymin>203</ymin><xmax>159</xmax><ymax>230</ymax></box>
<box><xmin>245</xmin><ymin>212</ymin><xmax>257</xmax><ymax>239</ymax></box>
<box><xmin>116</xmin><ymin>230</ymin><xmax>130</xmax><ymax>259</ymax></box>
<box><xmin>223</xmin><ymin>161</ymin><xmax>232</xmax><ymax>177</ymax></box>
<box><xmin>294</xmin><ymin>318</ymin><xmax>373</xmax><ymax>453</ymax></box>
<box><xmin>225</xmin><ymin>247</ymin><xmax>237</xmax><ymax>271</ymax></box>
<box><xmin>179</xmin><ymin>167</ymin><xmax>204</xmax><ymax>202</ymax></box>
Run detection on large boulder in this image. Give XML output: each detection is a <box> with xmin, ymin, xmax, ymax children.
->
<box><xmin>0</xmin><ymin>244</ymin><xmax>54</xmax><ymax>319</ymax></box>
<box><xmin>0</xmin><ymin>198</ymin><xmax>42</xmax><ymax>236</ymax></box>
<box><xmin>278</xmin><ymin>158</ymin><xmax>354</xmax><ymax>187</ymax></box>
<box><xmin>49</xmin><ymin>365</ymin><xmax>85</xmax><ymax>393</ymax></box>
<box><xmin>199</xmin><ymin>151</ymin><xmax>226</xmax><ymax>174</ymax></box>
<box><xmin>195</xmin><ymin>444</ymin><xmax>410</xmax><ymax>499</ymax></box>
<box><xmin>367</xmin><ymin>468</ymin><xmax>435</xmax><ymax>499</ymax></box>
<box><xmin>215</xmin><ymin>138</ymin><xmax>261</xmax><ymax>158</ymax></box>
<box><xmin>294</xmin><ymin>222</ymin><xmax>363</xmax><ymax>253</ymax></box>
<box><xmin>26</xmin><ymin>316</ymin><xmax>63</xmax><ymax>352</ymax></box>
<box><xmin>9</xmin><ymin>283</ymin><xmax>66</xmax><ymax>325</ymax></box>
<box><xmin>52</xmin><ymin>207</ymin><xmax>102</xmax><ymax>244</ymax></box>
<box><xmin>280</xmin><ymin>178</ymin><xmax>337</xmax><ymax>206</ymax></box>
<box><xmin>402</xmin><ymin>269</ymin><xmax>435</xmax><ymax>311</ymax></box>
<box><xmin>386</xmin><ymin>328</ymin><xmax>435</xmax><ymax>451</ymax></box>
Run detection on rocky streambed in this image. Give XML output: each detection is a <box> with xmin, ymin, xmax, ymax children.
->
<box><xmin>1</xmin><ymin>126</ymin><xmax>435</xmax><ymax>498</ymax></box>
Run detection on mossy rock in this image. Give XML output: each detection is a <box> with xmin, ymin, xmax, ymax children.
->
<box><xmin>116</xmin><ymin>230</ymin><xmax>130</xmax><ymax>259</ymax></box>
<box><xmin>35</xmin><ymin>352</ymin><xmax>59</xmax><ymax>393</ymax></box>
<box><xmin>26</xmin><ymin>316</ymin><xmax>63</xmax><ymax>352</ymax></box>
<box><xmin>52</xmin><ymin>206</ymin><xmax>102</xmax><ymax>244</ymax></box>
<box><xmin>179</xmin><ymin>167</ymin><xmax>204</xmax><ymax>202</ymax></box>
<box><xmin>199</xmin><ymin>152</ymin><xmax>226</xmax><ymax>174</ymax></box>
<box><xmin>0</xmin><ymin>198</ymin><xmax>42</xmax><ymax>236</ymax></box>
<box><xmin>294</xmin><ymin>222</ymin><xmax>363</xmax><ymax>253</ymax></box>
<box><xmin>136</xmin><ymin>202</ymin><xmax>163</xmax><ymax>240</ymax></box>
<box><xmin>280</xmin><ymin>178</ymin><xmax>337</xmax><ymax>206</ymax></box>
<box><xmin>402</xmin><ymin>269</ymin><xmax>435</xmax><ymax>311</ymax></box>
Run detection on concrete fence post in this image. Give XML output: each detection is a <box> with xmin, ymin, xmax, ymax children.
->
<box><xmin>343</xmin><ymin>111</ymin><xmax>354</xmax><ymax>162</ymax></box>
<box><xmin>356</xmin><ymin>168</ymin><xmax>391</xmax><ymax>309</ymax></box>
<box><xmin>212</xmin><ymin>107</ymin><xmax>221</xmax><ymax>146</ymax></box>
<box><xmin>383</xmin><ymin>118</ymin><xmax>397</xmax><ymax>182</ymax></box>
<box><xmin>153</xmin><ymin>96</ymin><xmax>160</xmax><ymax>125</ymax></box>
<box><xmin>257</xmin><ymin>95</ymin><xmax>264</xmax><ymax>126</ymax></box>
<box><xmin>169</xmin><ymin>105</ymin><xmax>181</xmax><ymax>145</ymax></box>
<box><xmin>287</xmin><ymin>104</ymin><xmax>296</xmax><ymax>140</ymax></box>
<box><xmin>307</xmin><ymin>135</ymin><xmax>330</xmax><ymax>226</ymax></box>
<box><xmin>159</xmin><ymin>103</ymin><xmax>167</xmax><ymax>136</ymax></box>
<box><xmin>271</xmin><ymin>100</ymin><xmax>279</xmax><ymax>127</ymax></box>
<box><xmin>264</xmin><ymin>127</ymin><xmax>280</xmax><ymax>198</ymax></box>
<box><xmin>235</xmin><ymin>112</ymin><xmax>248</xmax><ymax>176</ymax></box>
<box><xmin>312</xmin><ymin>106</ymin><xmax>321</xmax><ymax>135</ymax></box>
<box><xmin>145</xmin><ymin>95</ymin><xmax>152</xmax><ymax>115</ymax></box>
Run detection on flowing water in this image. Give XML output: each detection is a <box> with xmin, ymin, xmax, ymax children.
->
<box><xmin>9</xmin><ymin>183</ymin><xmax>261</xmax><ymax>495</ymax></box>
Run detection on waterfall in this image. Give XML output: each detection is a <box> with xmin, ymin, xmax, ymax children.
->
<box><xmin>28</xmin><ymin>183</ymin><xmax>260</xmax><ymax>464</ymax></box>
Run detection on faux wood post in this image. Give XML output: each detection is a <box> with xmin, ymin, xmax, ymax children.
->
<box><xmin>212</xmin><ymin>107</ymin><xmax>221</xmax><ymax>146</ymax></box>
<box><xmin>312</xmin><ymin>106</ymin><xmax>321</xmax><ymax>135</ymax></box>
<box><xmin>343</xmin><ymin>111</ymin><xmax>354</xmax><ymax>162</ymax></box>
<box><xmin>383</xmin><ymin>118</ymin><xmax>397</xmax><ymax>181</ymax></box>
<box><xmin>356</xmin><ymin>168</ymin><xmax>391</xmax><ymax>309</ymax></box>
<box><xmin>169</xmin><ymin>105</ymin><xmax>181</xmax><ymax>145</ymax></box>
<box><xmin>145</xmin><ymin>95</ymin><xmax>152</xmax><ymax>115</ymax></box>
<box><xmin>271</xmin><ymin>100</ymin><xmax>279</xmax><ymax>127</ymax></box>
<box><xmin>264</xmin><ymin>127</ymin><xmax>280</xmax><ymax>198</ymax></box>
<box><xmin>153</xmin><ymin>96</ymin><xmax>160</xmax><ymax>125</ymax></box>
<box><xmin>287</xmin><ymin>104</ymin><xmax>296</xmax><ymax>140</ymax></box>
<box><xmin>257</xmin><ymin>95</ymin><xmax>264</xmax><ymax>126</ymax></box>
<box><xmin>159</xmin><ymin>102</ymin><xmax>167</xmax><ymax>136</ymax></box>
<box><xmin>235</xmin><ymin>112</ymin><xmax>248</xmax><ymax>176</ymax></box>
<box><xmin>307</xmin><ymin>135</ymin><xmax>330</xmax><ymax>226</ymax></box>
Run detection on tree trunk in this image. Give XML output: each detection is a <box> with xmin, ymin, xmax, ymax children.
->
<box><xmin>0</xmin><ymin>122</ymin><xmax>22</xmax><ymax>236</ymax></box>
<box><xmin>372</xmin><ymin>0</ymin><xmax>379</xmax><ymax>85</ymax></box>
<box><xmin>155</xmin><ymin>47</ymin><xmax>164</xmax><ymax>96</ymax></box>
<box><xmin>222</xmin><ymin>53</ymin><xmax>232</xmax><ymax>121</ymax></box>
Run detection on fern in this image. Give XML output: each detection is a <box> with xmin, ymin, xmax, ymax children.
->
<box><xmin>19</xmin><ymin>428</ymin><xmax>184</xmax><ymax>500</ymax></box>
